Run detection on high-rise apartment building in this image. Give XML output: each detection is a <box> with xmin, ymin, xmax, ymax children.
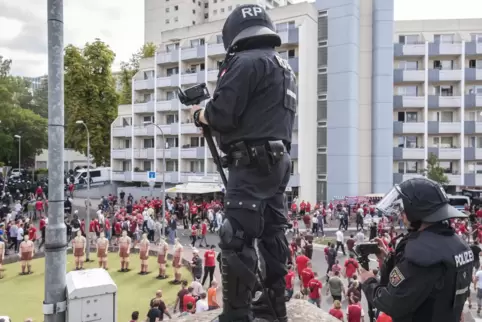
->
<box><xmin>393</xmin><ymin>18</ymin><xmax>482</xmax><ymax>191</ymax></box>
<box><xmin>110</xmin><ymin>0</ymin><xmax>389</xmax><ymax>203</ymax></box>
<box><xmin>24</xmin><ymin>75</ymin><xmax>47</xmax><ymax>94</ymax></box>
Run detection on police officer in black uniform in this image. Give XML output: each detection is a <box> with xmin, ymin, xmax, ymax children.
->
<box><xmin>361</xmin><ymin>178</ymin><xmax>473</xmax><ymax>322</ymax></box>
<box><xmin>191</xmin><ymin>4</ymin><xmax>296</xmax><ymax>322</ymax></box>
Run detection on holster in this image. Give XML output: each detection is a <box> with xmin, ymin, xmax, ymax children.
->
<box><xmin>227</xmin><ymin>140</ymin><xmax>288</xmax><ymax>174</ymax></box>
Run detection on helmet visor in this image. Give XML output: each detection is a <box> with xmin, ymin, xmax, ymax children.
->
<box><xmin>376</xmin><ymin>186</ymin><xmax>405</xmax><ymax>218</ymax></box>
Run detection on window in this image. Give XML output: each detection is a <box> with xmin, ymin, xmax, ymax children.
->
<box><xmin>190</xmin><ymin>161</ymin><xmax>204</xmax><ymax>172</ymax></box>
<box><xmin>275</xmin><ymin>21</ymin><xmax>295</xmax><ymax>32</ymax></box>
<box><xmin>166</xmin><ymin>67</ymin><xmax>179</xmax><ymax>76</ymax></box>
<box><xmin>221</xmin><ymin>8</ymin><xmax>224</xmax><ymax>13</ymax></box>
<box><xmin>122</xmin><ymin>161</ymin><xmax>131</xmax><ymax>171</ymax></box>
<box><xmin>166</xmin><ymin>7</ymin><xmax>170</xmax><ymax>12</ymax></box>
<box><xmin>166</xmin><ymin>160</ymin><xmax>178</xmax><ymax>171</ymax></box>
<box><xmin>216</xmin><ymin>35</ymin><xmax>223</xmax><ymax>44</ymax></box>
<box><xmin>143</xmin><ymin>138</ymin><xmax>154</xmax><ymax>148</ymax></box>
<box><xmin>432</xmin><ymin>137</ymin><xmax>454</xmax><ymax>148</ymax></box>
<box><xmin>174</xmin><ymin>16</ymin><xmax>178</xmax><ymax>22</ymax></box>
<box><xmin>433</xmin><ymin>60</ymin><xmax>454</xmax><ymax>70</ymax></box>
<box><xmin>192</xmin><ymin>9</ymin><xmax>196</xmax><ymax>14</ymax></box>
<box><xmin>143</xmin><ymin>161</ymin><xmax>152</xmax><ymax>171</ymax></box>
<box><xmin>440</xmin><ymin>111</ymin><xmax>454</xmax><ymax>122</ymax></box>
<box><xmin>397</xmin><ymin>111</ymin><xmax>418</xmax><ymax>122</ymax></box>
<box><xmin>143</xmin><ymin>93</ymin><xmax>153</xmax><ymax>102</ymax></box>
<box><xmin>288</xmin><ymin>49</ymin><xmax>295</xmax><ymax>58</ymax></box>
<box><xmin>124</xmin><ymin>139</ymin><xmax>130</xmax><ymax>149</ymax></box>
<box><xmin>204</xmin><ymin>13</ymin><xmax>208</xmax><ymax>19</ymax></box>
<box><xmin>165</xmin><ymin>19</ymin><xmax>170</xmax><ymax>24</ymax></box>
<box><xmin>166</xmin><ymin>91</ymin><xmax>175</xmax><ymax>100</ymax></box>
<box><xmin>435</xmin><ymin>85</ymin><xmax>453</xmax><ymax>96</ymax></box>
<box><xmin>166</xmin><ymin>137</ymin><xmax>179</xmax><ymax>148</ymax></box>
<box><xmin>471</xmin><ymin>33</ymin><xmax>482</xmax><ymax>43</ymax></box>
<box><xmin>174</xmin><ymin>5</ymin><xmax>178</xmax><ymax>10</ymax></box>
<box><xmin>398</xmin><ymin>86</ymin><xmax>418</xmax><ymax>96</ymax></box>
<box><xmin>398</xmin><ymin>61</ymin><xmax>418</xmax><ymax>70</ymax></box>
<box><xmin>434</xmin><ymin>34</ymin><xmax>455</xmax><ymax>44</ymax></box>
<box><xmin>228</xmin><ymin>5</ymin><xmax>232</xmax><ymax>11</ymax></box>
<box><xmin>166</xmin><ymin>114</ymin><xmax>179</xmax><ymax>124</ymax></box>
<box><xmin>406</xmin><ymin>161</ymin><xmax>418</xmax><ymax>174</ymax></box>
<box><xmin>198</xmin><ymin>1</ymin><xmax>201</xmax><ymax>6</ymax></box>
<box><xmin>166</xmin><ymin>43</ymin><xmax>179</xmax><ymax>52</ymax></box>
<box><xmin>405</xmin><ymin>136</ymin><xmax>418</xmax><ymax>148</ymax></box>
<box><xmin>213</xmin><ymin>9</ymin><xmax>217</xmax><ymax>14</ymax></box>
<box><xmin>122</xmin><ymin>117</ymin><xmax>132</xmax><ymax>127</ymax></box>
<box><xmin>213</xmin><ymin>0</ymin><xmax>217</xmax><ymax>2</ymax></box>
<box><xmin>192</xmin><ymin>21</ymin><xmax>196</xmax><ymax>25</ymax></box>
<box><xmin>190</xmin><ymin>38</ymin><xmax>205</xmax><ymax>47</ymax></box>
<box><xmin>143</xmin><ymin>115</ymin><xmax>154</xmax><ymax>123</ymax></box>
<box><xmin>143</xmin><ymin>70</ymin><xmax>154</xmax><ymax>79</ymax></box>
<box><xmin>439</xmin><ymin>162</ymin><xmax>453</xmax><ymax>174</ymax></box>
<box><xmin>398</xmin><ymin>35</ymin><xmax>419</xmax><ymax>44</ymax></box>
<box><xmin>204</xmin><ymin>2</ymin><xmax>208</xmax><ymax>8</ymax></box>
<box><xmin>468</xmin><ymin>86</ymin><xmax>482</xmax><ymax>96</ymax></box>
<box><xmin>190</xmin><ymin>136</ymin><xmax>205</xmax><ymax>147</ymax></box>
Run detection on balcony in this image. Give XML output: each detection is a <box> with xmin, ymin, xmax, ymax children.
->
<box><xmin>428</xmin><ymin>69</ymin><xmax>462</xmax><ymax>82</ymax></box>
<box><xmin>112</xmin><ymin>171</ymin><xmax>132</xmax><ymax>182</ymax></box>
<box><xmin>180</xmin><ymin>147</ymin><xmax>207</xmax><ymax>159</ymax></box>
<box><xmin>464</xmin><ymin>95</ymin><xmax>482</xmax><ymax>108</ymax></box>
<box><xmin>393</xmin><ymin>147</ymin><xmax>425</xmax><ymax>160</ymax></box>
<box><xmin>207</xmin><ymin>69</ymin><xmax>219</xmax><ymax>82</ymax></box>
<box><xmin>393</xmin><ymin>122</ymin><xmax>425</xmax><ymax>134</ymax></box>
<box><xmin>464</xmin><ymin>147</ymin><xmax>482</xmax><ymax>161</ymax></box>
<box><xmin>155</xmin><ymin>148</ymin><xmax>174</xmax><ymax>159</ymax></box>
<box><xmin>157</xmin><ymin>75</ymin><xmax>178</xmax><ymax>88</ymax></box>
<box><xmin>464</xmin><ymin>121</ymin><xmax>482</xmax><ymax>134</ymax></box>
<box><xmin>393</xmin><ymin>173</ymin><xmax>423</xmax><ymax>184</ymax></box>
<box><xmin>111</xmin><ymin>149</ymin><xmax>130</xmax><ymax>159</ymax></box>
<box><xmin>464</xmin><ymin>174</ymin><xmax>482</xmax><ymax>186</ymax></box>
<box><xmin>288</xmin><ymin>57</ymin><xmax>299</xmax><ymax>74</ymax></box>
<box><xmin>465</xmin><ymin>41</ymin><xmax>482</xmax><ymax>55</ymax></box>
<box><xmin>133</xmin><ymin>126</ymin><xmax>155</xmax><ymax>136</ymax></box>
<box><xmin>427</xmin><ymin>122</ymin><xmax>461</xmax><ymax>134</ymax></box>
<box><xmin>393</xmin><ymin>95</ymin><xmax>424</xmax><ymax>109</ymax></box>
<box><xmin>180</xmin><ymin>172</ymin><xmax>223</xmax><ymax>184</ymax></box>
<box><xmin>428</xmin><ymin>95</ymin><xmax>462</xmax><ymax>108</ymax></box>
<box><xmin>133</xmin><ymin>78</ymin><xmax>154</xmax><ymax>91</ymax></box>
<box><xmin>181</xmin><ymin>72</ymin><xmax>204</xmax><ymax>85</ymax></box>
<box><xmin>134</xmin><ymin>101</ymin><xmax>155</xmax><ymax>114</ymax></box>
<box><xmin>180</xmin><ymin>123</ymin><xmax>200</xmax><ymax>134</ymax></box>
<box><xmin>394</xmin><ymin>43</ymin><xmax>425</xmax><ymax>57</ymax></box>
<box><xmin>111</xmin><ymin>126</ymin><xmax>131</xmax><ymax>137</ymax></box>
<box><xmin>207</xmin><ymin>43</ymin><xmax>225</xmax><ymax>57</ymax></box>
<box><xmin>446</xmin><ymin>174</ymin><xmax>462</xmax><ymax>186</ymax></box>
<box><xmin>181</xmin><ymin>46</ymin><xmax>205</xmax><ymax>61</ymax></box>
<box><xmin>278</xmin><ymin>27</ymin><xmax>299</xmax><ymax>45</ymax></box>
<box><xmin>393</xmin><ymin>69</ymin><xmax>424</xmax><ymax>82</ymax></box>
<box><xmin>428</xmin><ymin>42</ymin><xmax>463</xmax><ymax>55</ymax></box>
<box><xmin>465</xmin><ymin>68</ymin><xmax>482</xmax><ymax>81</ymax></box>
<box><xmin>427</xmin><ymin>147</ymin><xmax>461</xmax><ymax>159</ymax></box>
<box><xmin>133</xmin><ymin>148</ymin><xmax>154</xmax><ymax>159</ymax></box>
<box><xmin>156</xmin><ymin>50</ymin><xmax>179</xmax><ymax>65</ymax></box>
<box><xmin>156</xmin><ymin>99</ymin><xmax>179</xmax><ymax>112</ymax></box>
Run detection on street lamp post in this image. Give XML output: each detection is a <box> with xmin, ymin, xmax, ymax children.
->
<box><xmin>144</xmin><ymin>122</ymin><xmax>166</xmax><ymax>234</ymax></box>
<box><xmin>76</xmin><ymin>120</ymin><xmax>92</xmax><ymax>261</ymax></box>
<box><xmin>14</xmin><ymin>135</ymin><xmax>21</xmax><ymax>171</ymax></box>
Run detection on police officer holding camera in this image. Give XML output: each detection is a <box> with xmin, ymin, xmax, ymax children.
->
<box><xmin>360</xmin><ymin>178</ymin><xmax>473</xmax><ymax>322</ymax></box>
<box><xmin>191</xmin><ymin>4</ymin><xmax>296</xmax><ymax>322</ymax></box>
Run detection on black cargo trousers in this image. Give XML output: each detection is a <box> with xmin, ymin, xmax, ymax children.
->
<box><xmin>217</xmin><ymin>152</ymin><xmax>291</xmax><ymax>322</ymax></box>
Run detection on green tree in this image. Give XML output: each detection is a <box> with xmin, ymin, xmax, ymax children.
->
<box><xmin>118</xmin><ymin>42</ymin><xmax>156</xmax><ymax>104</ymax></box>
<box><xmin>64</xmin><ymin>39</ymin><xmax>119</xmax><ymax>166</ymax></box>
<box><xmin>30</xmin><ymin>77</ymin><xmax>49</xmax><ymax>118</ymax></box>
<box><xmin>0</xmin><ymin>57</ymin><xmax>48</xmax><ymax>166</ymax></box>
<box><xmin>423</xmin><ymin>153</ymin><xmax>450</xmax><ymax>185</ymax></box>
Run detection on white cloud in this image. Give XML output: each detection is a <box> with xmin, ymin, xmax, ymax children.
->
<box><xmin>0</xmin><ymin>0</ymin><xmax>144</xmax><ymax>77</ymax></box>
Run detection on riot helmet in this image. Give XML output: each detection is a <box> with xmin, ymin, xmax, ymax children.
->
<box><xmin>221</xmin><ymin>4</ymin><xmax>281</xmax><ymax>51</ymax></box>
<box><xmin>377</xmin><ymin>177</ymin><xmax>466</xmax><ymax>223</ymax></box>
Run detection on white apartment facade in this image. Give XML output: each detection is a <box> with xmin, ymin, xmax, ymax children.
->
<box><xmin>393</xmin><ymin>18</ymin><xmax>482</xmax><ymax>191</ymax></box>
<box><xmin>35</xmin><ymin>149</ymin><xmax>93</xmax><ymax>170</ymax></box>
<box><xmin>111</xmin><ymin>2</ymin><xmax>318</xmax><ymax>202</ymax></box>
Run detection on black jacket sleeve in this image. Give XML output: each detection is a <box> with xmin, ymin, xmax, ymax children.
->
<box><xmin>362</xmin><ymin>258</ymin><xmax>444</xmax><ymax>320</ymax></box>
<box><xmin>204</xmin><ymin>55</ymin><xmax>257</xmax><ymax>133</ymax></box>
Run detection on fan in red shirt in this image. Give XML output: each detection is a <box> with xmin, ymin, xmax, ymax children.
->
<box><xmin>182</xmin><ymin>288</ymin><xmax>196</xmax><ymax>312</ymax></box>
<box><xmin>35</xmin><ymin>186</ymin><xmax>43</xmax><ymax>197</ymax></box>
<box><xmin>346</xmin><ymin>296</ymin><xmax>364</xmax><ymax>322</ymax></box>
<box><xmin>285</xmin><ymin>265</ymin><xmax>295</xmax><ymax>299</ymax></box>
<box><xmin>329</xmin><ymin>300</ymin><xmax>344</xmax><ymax>320</ymax></box>
<box><xmin>28</xmin><ymin>225</ymin><xmax>37</xmax><ymax>241</ymax></box>
<box><xmin>190</xmin><ymin>224</ymin><xmax>198</xmax><ymax>247</ymax></box>
<box><xmin>344</xmin><ymin>254</ymin><xmax>359</xmax><ymax>280</ymax></box>
<box><xmin>202</xmin><ymin>246</ymin><xmax>216</xmax><ymax>286</ymax></box>
<box><xmin>477</xmin><ymin>208</ymin><xmax>482</xmax><ymax>219</ymax></box>
<box><xmin>307</xmin><ymin>273</ymin><xmax>322</xmax><ymax>307</ymax></box>
<box><xmin>300</xmin><ymin>262</ymin><xmax>314</xmax><ymax>294</ymax></box>
<box><xmin>306</xmin><ymin>202</ymin><xmax>311</xmax><ymax>213</ymax></box>
<box><xmin>295</xmin><ymin>253</ymin><xmax>309</xmax><ymax>278</ymax></box>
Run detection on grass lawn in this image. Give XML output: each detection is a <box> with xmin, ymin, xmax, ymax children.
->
<box><xmin>313</xmin><ymin>236</ymin><xmax>335</xmax><ymax>245</ymax></box>
<box><xmin>0</xmin><ymin>253</ymin><xmax>191</xmax><ymax>321</ymax></box>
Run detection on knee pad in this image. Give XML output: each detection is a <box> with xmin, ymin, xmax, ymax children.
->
<box><xmin>219</xmin><ymin>218</ymin><xmax>246</xmax><ymax>251</ymax></box>
<box><xmin>257</xmin><ymin>230</ymin><xmax>290</xmax><ymax>286</ymax></box>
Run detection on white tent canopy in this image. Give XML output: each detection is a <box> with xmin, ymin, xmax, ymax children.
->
<box><xmin>165</xmin><ymin>182</ymin><xmax>225</xmax><ymax>194</ymax></box>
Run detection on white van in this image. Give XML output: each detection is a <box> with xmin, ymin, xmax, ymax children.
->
<box><xmin>447</xmin><ymin>195</ymin><xmax>470</xmax><ymax>212</ymax></box>
<box><xmin>74</xmin><ymin>167</ymin><xmax>110</xmax><ymax>184</ymax></box>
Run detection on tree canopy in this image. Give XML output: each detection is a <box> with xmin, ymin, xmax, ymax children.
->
<box><xmin>0</xmin><ymin>56</ymin><xmax>48</xmax><ymax>167</ymax></box>
<box><xmin>423</xmin><ymin>153</ymin><xmax>449</xmax><ymax>185</ymax></box>
<box><xmin>118</xmin><ymin>42</ymin><xmax>156</xmax><ymax>104</ymax></box>
<box><xmin>64</xmin><ymin>39</ymin><xmax>119</xmax><ymax>166</ymax></box>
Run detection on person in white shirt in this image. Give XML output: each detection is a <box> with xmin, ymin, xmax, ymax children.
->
<box><xmin>14</xmin><ymin>201</ymin><xmax>22</xmax><ymax>215</ymax></box>
<box><xmin>335</xmin><ymin>229</ymin><xmax>346</xmax><ymax>255</ymax></box>
<box><xmin>16</xmin><ymin>224</ymin><xmax>24</xmax><ymax>251</ymax></box>
<box><xmin>191</xmin><ymin>278</ymin><xmax>205</xmax><ymax>298</ymax></box>
<box><xmin>312</xmin><ymin>215</ymin><xmax>319</xmax><ymax>235</ymax></box>
<box><xmin>355</xmin><ymin>230</ymin><xmax>365</xmax><ymax>244</ymax></box>
<box><xmin>195</xmin><ymin>292</ymin><xmax>209</xmax><ymax>313</ymax></box>
<box><xmin>215</xmin><ymin>211</ymin><xmax>223</xmax><ymax>232</ymax></box>
<box><xmin>474</xmin><ymin>265</ymin><xmax>482</xmax><ymax>313</ymax></box>
<box><xmin>97</xmin><ymin>210</ymin><xmax>105</xmax><ymax>227</ymax></box>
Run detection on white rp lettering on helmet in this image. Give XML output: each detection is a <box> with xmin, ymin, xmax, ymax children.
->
<box><xmin>241</xmin><ymin>6</ymin><xmax>263</xmax><ymax>18</ymax></box>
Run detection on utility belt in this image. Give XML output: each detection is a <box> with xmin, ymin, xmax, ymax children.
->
<box><xmin>221</xmin><ymin>140</ymin><xmax>289</xmax><ymax>174</ymax></box>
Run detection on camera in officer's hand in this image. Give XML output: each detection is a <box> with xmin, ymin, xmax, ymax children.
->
<box><xmin>177</xmin><ymin>83</ymin><xmax>210</xmax><ymax>106</ymax></box>
<box><xmin>355</xmin><ymin>242</ymin><xmax>381</xmax><ymax>257</ymax></box>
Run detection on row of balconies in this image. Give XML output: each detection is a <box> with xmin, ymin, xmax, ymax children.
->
<box><xmin>394</xmin><ymin>68</ymin><xmax>482</xmax><ymax>82</ymax></box>
<box><xmin>111</xmin><ymin>170</ymin><xmax>301</xmax><ymax>186</ymax></box>
<box><xmin>393</xmin><ymin>121</ymin><xmax>482</xmax><ymax>135</ymax></box>
<box><xmin>394</xmin><ymin>95</ymin><xmax>482</xmax><ymax>109</ymax></box>
<box><xmin>112</xmin><ymin>123</ymin><xmax>199</xmax><ymax>137</ymax></box>
<box><xmin>134</xmin><ymin>57</ymin><xmax>299</xmax><ymax>91</ymax></box>
<box><xmin>154</xmin><ymin>29</ymin><xmax>299</xmax><ymax>65</ymax></box>
<box><xmin>394</xmin><ymin>41</ymin><xmax>482</xmax><ymax>57</ymax></box>
<box><xmin>111</xmin><ymin>144</ymin><xmax>300</xmax><ymax>160</ymax></box>
<box><xmin>394</xmin><ymin>147</ymin><xmax>482</xmax><ymax>161</ymax></box>
<box><xmin>393</xmin><ymin>173</ymin><xmax>469</xmax><ymax>186</ymax></box>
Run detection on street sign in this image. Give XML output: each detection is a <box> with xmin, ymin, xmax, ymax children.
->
<box><xmin>147</xmin><ymin>171</ymin><xmax>156</xmax><ymax>181</ymax></box>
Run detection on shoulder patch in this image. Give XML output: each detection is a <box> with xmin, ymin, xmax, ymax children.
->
<box><xmin>389</xmin><ymin>266</ymin><xmax>405</xmax><ymax>287</ymax></box>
